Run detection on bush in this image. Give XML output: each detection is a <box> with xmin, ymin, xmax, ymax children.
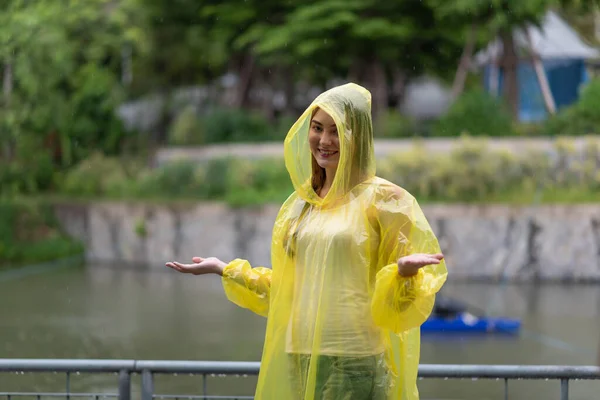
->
<box><xmin>168</xmin><ymin>105</ymin><xmax>204</xmax><ymax>146</ymax></box>
<box><xmin>200</xmin><ymin>108</ymin><xmax>273</xmax><ymax>144</ymax></box>
<box><xmin>0</xmin><ymin>137</ymin><xmax>57</xmax><ymax>197</ymax></box>
<box><xmin>544</xmin><ymin>78</ymin><xmax>600</xmax><ymax>136</ymax></box>
<box><xmin>378</xmin><ymin>136</ymin><xmax>600</xmax><ymax>202</ymax></box>
<box><xmin>49</xmin><ymin>136</ymin><xmax>600</xmax><ymax>205</ymax></box>
<box><xmin>0</xmin><ymin>201</ymin><xmax>84</xmax><ymax>267</ymax></box>
<box><xmin>133</xmin><ymin>160</ymin><xmax>206</xmax><ymax>199</ymax></box>
<box><xmin>433</xmin><ymin>89</ymin><xmax>515</xmax><ymax>137</ymax></box>
<box><xmin>60</xmin><ymin>152</ymin><xmax>135</xmax><ymax>197</ymax></box>
<box><xmin>374</xmin><ymin>110</ymin><xmax>417</xmax><ymax>138</ymax></box>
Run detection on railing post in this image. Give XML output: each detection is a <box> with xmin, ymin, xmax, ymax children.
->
<box><xmin>118</xmin><ymin>369</ymin><xmax>131</xmax><ymax>400</ymax></box>
<box><xmin>141</xmin><ymin>369</ymin><xmax>154</xmax><ymax>400</ymax></box>
<box><xmin>561</xmin><ymin>378</ymin><xmax>569</xmax><ymax>400</ymax></box>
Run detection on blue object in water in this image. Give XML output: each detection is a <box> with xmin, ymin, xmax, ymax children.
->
<box><xmin>421</xmin><ymin>312</ymin><xmax>521</xmax><ymax>334</ymax></box>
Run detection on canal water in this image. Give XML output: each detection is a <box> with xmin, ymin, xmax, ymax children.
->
<box><xmin>1</xmin><ymin>263</ymin><xmax>599</xmax><ymax>399</ymax></box>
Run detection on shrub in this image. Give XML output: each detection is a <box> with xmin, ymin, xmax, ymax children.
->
<box><xmin>433</xmin><ymin>89</ymin><xmax>515</xmax><ymax>137</ymax></box>
<box><xmin>379</xmin><ymin>136</ymin><xmax>600</xmax><ymax>203</ymax></box>
<box><xmin>200</xmin><ymin>108</ymin><xmax>272</xmax><ymax>144</ymax></box>
<box><xmin>544</xmin><ymin>78</ymin><xmax>600</xmax><ymax>136</ymax></box>
<box><xmin>374</xmin><ymin>110</ymin><xmax>417</xmax><ymax>138</ymax></box>
<box><xmin>61</xmin><ymin>152</ymin><xmax>131</xmax><ymax>197</ymax></box>
<box><xmin>168</xmin><ymin>105</ymin><xmax>204</xmax><ymax>146</ymax></box>
<box><xmin>51</xmin><ymin>136</ymin><xmax>600</xmax><ymax>205</ymax></box>
<box><xmin>0</xmin><ymin>201</ymin><xmax>84</xmax><ymax>267</ymax></box>
<box><xmin>133</xmin><ymin>160</ymin><xmax>206</xmax><ymax>199</ymax></box>
<box><xmin>0</xmin><ymin>137</ymin><xmax>57</xmax><ymax>197</ymax></box>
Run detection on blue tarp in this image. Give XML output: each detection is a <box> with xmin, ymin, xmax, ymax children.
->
<box><xmin>483</xmin><ymin>59</ymin><xmax>589</xmax><ymax>122</ymax></box>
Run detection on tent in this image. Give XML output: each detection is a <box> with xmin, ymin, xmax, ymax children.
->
<box><xmin>475</xmin><ymin>10</ymin><xmax>599</xmax><ymax>122</ymax></box>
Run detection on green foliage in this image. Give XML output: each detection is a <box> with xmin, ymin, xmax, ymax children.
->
<box><xmin>544</xmin><ymin>78</ymin><xmax>600</xmax><ymax>136</ymax></box>
<box><xmin>433</xmin><ymin>89</ymin><xmax>515</xmax><ymax>136</ymax></box>
<box><xmin>374</xmin><ymin>111</ymin><xmax>417</xmax><ymax>138</ymax></box>
<box><xmin>0</xmin><ymin>0</ymin><xmax>143</xmax><ymax>174</ymax></box>
<box><xmin>166</xmin><ymin>109</ymin><xmax>296</xmax><ymax>146</ymax></box>
<box><xmin>46</xmin><ymin>136</ymin><xmax>600</xmax><ymax>206</ymax></box>
<box><xmin>134</xmin><ymin>160</ymin><xmax>205</xmax><ymax>198</ymax></box>
<box><xmin>379</xmin><ymin>136</ymin><xmax>600</xmax><ymax>202</ymax></box>
<box><xmin>168</xmin><ymin>106</ymin><xmax>204</xmax><ymax>146</ymax></box>
<box><xmin>134</xmin><ymin>218</ymin><xmax>148</xmax><ymax>238</ymax></box>
<box><xmin>0</xmin><ymin>201</ymin><xmax>83</xmax><ymax>267</ymax></box>
<box><xmin>0</xmin><ymin>137</ymin><xmax>56</xmax><ymax>197</ymax></box>
<box><xmin>60</xmin><ymin>152</ymin><xmax>138</xmax><ymax>197</ymax></box>
<box><xmin>200</xmin><ymin>108</ymin><xmax>274</xmax><ymax>143</ymax></box>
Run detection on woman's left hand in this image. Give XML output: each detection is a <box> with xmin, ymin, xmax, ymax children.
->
<box><xmin>397</xmin><ymin>253</ymin><xmax>444</xmax><ymax>277</ymax></box>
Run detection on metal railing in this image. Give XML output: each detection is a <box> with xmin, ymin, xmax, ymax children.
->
<box><xmin>1</xmin><ymin>359</ymin><xmax>599</xmax><ymax>400</ymax></box>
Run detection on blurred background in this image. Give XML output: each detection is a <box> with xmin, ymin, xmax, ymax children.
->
<box><xmin>2</xmin><ymin>0</ymin><xmax>600</xmax><ymax>399</ymax></box>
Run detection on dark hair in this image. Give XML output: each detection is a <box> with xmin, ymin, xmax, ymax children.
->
<box><xmin>310</xmin><ymin>107</ymin><xmax>327</xmax><ymax>195</ymax></box>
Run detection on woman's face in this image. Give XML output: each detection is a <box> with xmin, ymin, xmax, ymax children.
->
<box><xmin>309</xmin><ymin>109</ymin><xmax>340</xmax><ymax>171</ymax></box>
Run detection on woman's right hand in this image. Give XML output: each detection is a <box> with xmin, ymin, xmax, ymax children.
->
<box><xmin>165</xmin><ymin>256</ymin><xmax>227</xmax><ymax>276</ymax></box>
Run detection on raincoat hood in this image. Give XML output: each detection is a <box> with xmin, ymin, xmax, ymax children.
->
<box><xmin>284</xmin><ymin>83</ymin><xmax>376</xmax><ymax>206</ymax></box>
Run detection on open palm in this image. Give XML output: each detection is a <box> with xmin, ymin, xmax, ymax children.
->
<box><xmin>165</xmin><ymin>257</ymin><xmax>226</xmax><ymax>276</ymax></box>
<box><xmin>397</xmin><ymin>253</ymin><xmax>444</xmax><ymax>277</ymax></box>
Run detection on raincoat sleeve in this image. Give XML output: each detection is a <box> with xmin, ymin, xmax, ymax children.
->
<box><xmin>221</xmin><ymin>259</ymin><xmax>272</xmax><ymax>317</ymax></box>
<box><xmin>371</xmin><ymin>188</ymin><xmax>448</xmax><ymax>334</ymax></box>
<box><xmin>220</xmin><ymin>196</ymin><xmax>294</xmax><ymax>318</ymax></box>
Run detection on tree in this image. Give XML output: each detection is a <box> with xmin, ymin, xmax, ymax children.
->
<box><xmin>430</xmin><ymin>0</ymin><xmax>600</xmax><ymax>119</ymax></box>
<box><xmin>1</xmin><ymin>0</ymin><xmax>143</xmax><ymax>173</ymax></box>
<box><xmin>250</xmin><ymin>0</ymin><xmax>462</xmax><ymax>117</ymax></box>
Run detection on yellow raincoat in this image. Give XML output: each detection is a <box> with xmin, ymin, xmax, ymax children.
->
<box><xmin>222</xmin><ymin>83</ymin><xmax>448</xmax><ymax>399</ymax></box>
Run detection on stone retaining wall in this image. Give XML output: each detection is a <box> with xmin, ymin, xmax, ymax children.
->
<box><xmin>53</xmin><ymin>202</ymin><xmax>600</xmax><ymax>282</ymax></box>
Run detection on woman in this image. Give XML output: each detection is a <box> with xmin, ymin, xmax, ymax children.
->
<box><xmin>166</xmin><ymin>83</ymin><xmax>448</xmax><ymax>400</ymax></box>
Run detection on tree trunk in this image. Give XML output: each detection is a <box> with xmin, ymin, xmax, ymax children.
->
<box><xmin>595</xmin><ymin>7</ymin><xmax>600</xmax><ymax>42</ymax></box>
<box><xmin>392</xmin><ymin>67</ymin><xmax>407</xmax><ymax>112</ymax></box>
<box><xmin>3</xmin><ymin>60</ymin><xmax>12</xmax><ymax>105</ymax></box>
<box><xmin>526</xmin><ymin>29</ymin><xmax>556</xmax><ymax>115</ymax></box>
<box><xmin>121</xmin><ymin>43</ymin><xmax>133</xmax><ymax>87</ymax></box>
<box><xmin>452</xmin><ymin>24</ymin><xmax>477</xmax><ymax>99</ymax></box>
<box><xmin>282</xmin><ymin>68</ymin><xmax>296</xmax><ymax>116</ymax></box>
<box><xmin>263</xmin><ymin>68</ymin><xmax>276</xmax><ymax>122</ymax></box>
<box><xmin>489</xmin><ymin>58</ymin><xmax>500</xmax><ymax>97</ymax></box>
<box><xmin>500</xmin><ymin>30</ymin><xmax>520</xmax><ymax>120</ymax></box>
<box><xmin>2</xmin><ymin>60</ymin><xmax>13</xmax><ymax>160</ymax></box>
<box><xmin>234</xmin><ymin>53</ymin><xmax>255</xmax><ymax>109</ymax></box>
<box><xmin>348</xmin><ymin>60</ymin><xmax>363</xmax><ymax>83</ymax></box>
<box><xmin>370</xmin><ymin>58</ymin><xmax>388</xmax><ymax>119</ymax></box>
